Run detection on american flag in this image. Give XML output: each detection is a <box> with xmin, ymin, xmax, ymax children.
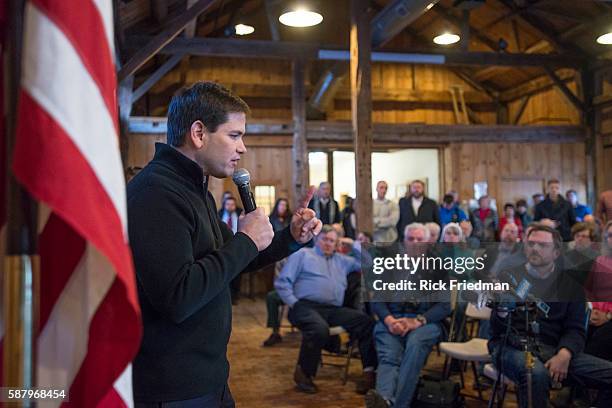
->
<box><xmin>3</xmin><ymin>0</ymin><xmax>142</xmax><ymax>406</ymax></box>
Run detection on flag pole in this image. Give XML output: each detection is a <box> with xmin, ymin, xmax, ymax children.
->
<box><xmin>2</xmin><ymin>0</ymin><xmax>39</xmax><ymax>400</ymax></box>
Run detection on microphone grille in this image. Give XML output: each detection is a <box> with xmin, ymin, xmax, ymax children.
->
<box><xmin>232</xmin><ymin>168</ymin><xmax>251</xmax><ymax>186</ymax></box>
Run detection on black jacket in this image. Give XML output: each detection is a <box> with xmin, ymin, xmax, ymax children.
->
<box><xmin>489</xmin><ymin>264</ymin><xmax>586</xmax><ymax>357</ymax></box>
<box><xmin>396</xmin><ymin>196</ymin><xmax>440</xmax><ymax>241</ymax></box>
<box><xmin>128</xmin><ymin>143</ymin><xmax>300</xmax><ymax>402</ymax></box>
<box><xmin>308</xmin><ymin>196</ymin><xmax>341</xmax><ymax>225</ymax></box>
<box><xmin>534</xmin><ymin>195</ymin><xmax>576</xmax><ymax>241</ymax></box>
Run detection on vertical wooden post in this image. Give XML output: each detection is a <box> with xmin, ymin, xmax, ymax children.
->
<box><xmin>291</xmin><ymin>58</ymin><xmax>308</xmax><ymax>208</ymax></box>
<box><xmin>351</xmin><ymin>0</ymin><xmax>373</xmax><ymax>234</ymax></box>
<box><xmin>582</xmin><ymin>68</ymin><xmax>600</xmax><ymax>210</ymax></box>
<box><xmin>327</xmin><ymin>151</ymin><xmax>334</xmax><ymax>199</ymax></box>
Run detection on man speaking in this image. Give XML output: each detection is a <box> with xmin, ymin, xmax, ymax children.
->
<box><xmin>127</xmin><ymin>82</ymin><xmax>322</xmax><ymax>407</ymax></box>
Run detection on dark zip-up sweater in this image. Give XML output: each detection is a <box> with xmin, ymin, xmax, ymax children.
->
<box><xmin>128</xmin><ymin>143</ymin><xmax>300</xmax><ymax>402</ymax></box>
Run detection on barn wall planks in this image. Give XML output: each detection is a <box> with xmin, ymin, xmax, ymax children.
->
<box><xmin>508</xmin><ymin>81</ymin><xmax>581</xmax><ymax>125</ymax></box>
<box><xmin>143</xmin><ymin>58</ymin><xmax>541</xmax><ymax>125</ymax></box>
<box><xmin>441</xmin><ymin>142</ymin><xmax>587</xmax><ymax>212</ymax></box>
<box><xmin>128</xmin><ymin>134</ymin><xmax>588</xmax><ymax>215</ymax></box>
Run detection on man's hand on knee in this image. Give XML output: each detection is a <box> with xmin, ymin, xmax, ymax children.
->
<box><xmin>544</xmin><ymin>348</ymin><xmax>572</xmax><ymax>383</ymax></box>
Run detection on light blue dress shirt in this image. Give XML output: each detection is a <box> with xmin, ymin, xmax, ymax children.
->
<box><xmin>274</xmin><ymin>247</ymin><xmax>361</xmax><ymax>307</ymax></box>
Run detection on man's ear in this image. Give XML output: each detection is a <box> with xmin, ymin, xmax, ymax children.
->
<box><xmin>189</xmin><ymin>120</ymin><xmax>207</xmax><ymax>149</ymax></box>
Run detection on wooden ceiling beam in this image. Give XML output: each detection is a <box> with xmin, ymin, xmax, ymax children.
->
<box><xmin>128</xmin><ymin>117</ymin><xmax>586</xmax><ymax>144</ymax></box>
<box><xmin>543</xmin><ymin>66</ymin><xmax>585</xmax><ymax>113</ymax></box>
<box><xmin>499</xmin><ymin>69</ymin><xmax>576</xmax><ymax>102</ymax></box>
<box><xmin>495</xmin><ymin>0</ymin><xmax>587</xmax><ymax>57</ymax></box>
<box><xmin>117</xmin><ymin>0</ymin><xmax>218</xmax><ymax>82</ymax></box>
<box><xmin>125</xmin><ymin>36</ymin><xmax>586</xmax><ymax>68</ymax></box>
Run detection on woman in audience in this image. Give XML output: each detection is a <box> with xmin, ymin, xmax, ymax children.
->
<box><xmin>425</xmin><ymin>222</ymin><xmax>441</xmax><ymax>243</ymax></box>
<box><xmin>585</xmin><ymin>221</ymin><xmax>612</xmax><ymax>361</ymax></box>
<box><xmin>586</xmin><ymin>221</ymin><xmax>612</xmax><ymax>305</ymax></box>
<box><xmin>498</xmin><ymin>203</ymin><xmax>523</xmax><ymax>240</ymax></box>
<box><xmin>585</xmin><ymin>221</ymin><xmax>612</xmax><ymax>362</ymax></box>
<box><xmin>470</xmin><ymin>195</ymin><xmax>498</xmax><ymax>242</ymax></box>
<box><xmin>566</xmin><ymin>223</ymin><xmax>598</xmax><ymax>285</ymax></box>
<box><xmin>269</xmin><ymin>198</ymin><xmax>292</xmax><ymax>232</ymax></box>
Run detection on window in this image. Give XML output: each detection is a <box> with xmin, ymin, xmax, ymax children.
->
<box><xmin>254</xmin><ymin>185</ymin><xmax>276</xmax><ymax>216</ymax></box>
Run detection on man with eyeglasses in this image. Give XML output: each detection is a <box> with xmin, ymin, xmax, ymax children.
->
<box><xmin>489</xmin><ymin>225</ymin><xmax>612</xmax><ymax>408</ymax></box>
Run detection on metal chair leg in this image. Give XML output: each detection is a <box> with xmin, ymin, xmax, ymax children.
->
<box><xmin>342</xmin><ymin>341</ymin><xmax>355</xmax><ymax>385</ymax></box>
<box><xmin>471</xmin><ymin>361</ymin><xmax>484</xmax><ymax>400</ymax></box>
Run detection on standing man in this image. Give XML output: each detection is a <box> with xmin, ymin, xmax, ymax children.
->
<box><xmin>566</xmin><ymin>189</ymin><xmax>592</xmax><ymax>222</ymax></box>
<box><xmin>308</xmin><ymin>181</ymin><xmax>341</xmax><ymax>225</ymax></box>
<box><xmin>534</xmin><ymin>179</ymin><xmax>576</xmax><ymax>241</ymax></box>
<box><xmin>128</xmin><ymin>82</ymin><xmax>322</xmax><ymax>407</ymax></box>
<box><xmin>373</xmin><ymin>181</ymin><xmax>399</xmax><ymax>243</ymax></box>
<box><xmin>396</xmin><ymin>180</ymin><xmax>440</xmax><ymax>242</ymax></box>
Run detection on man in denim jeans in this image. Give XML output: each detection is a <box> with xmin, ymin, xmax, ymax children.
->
<box><xmin>366</xmin><ymin>223</ymin><xmax>451</xmax><ymax>408</ymax></box>
<box><xmin>489</xmin><ymin>225</ymin><xmax>612</xmax><ymax>407</ymax></box>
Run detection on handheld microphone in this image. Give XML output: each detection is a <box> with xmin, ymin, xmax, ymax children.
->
<box><xmin>232</xmin><ymin>168</ymin><xmax>256</xmax><ymax>213</ymax></box>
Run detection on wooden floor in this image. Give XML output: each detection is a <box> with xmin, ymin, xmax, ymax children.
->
<box><xmin>227</xmin><ymin>298</ymin><xmax>519</xmax><ymax>408</ymax></box>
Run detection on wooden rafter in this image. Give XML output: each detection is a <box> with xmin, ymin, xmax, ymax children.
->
<box><xmin>117</xmin><ymin>0</ymin><xmax>218</xmax><ymax>82</ymax></box>
<box><xmin>543</xmin><ymin>66</ymin><xmax>585</xmax><ymax>113</ymax></box>
<box><xmin>431</xmin><ymin>4</ymin><xmax>499</xmax><ymax>52</ymax></box>
<box><xmin>495</xmin><ymin>0</ymin><xmax>587</xmax><ymax>57</ymax></box>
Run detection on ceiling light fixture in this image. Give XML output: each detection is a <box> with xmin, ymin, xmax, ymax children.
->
<box><xmin>279</xmin><ymin>8</ymin><xmax>323</xmax><ymax>27</ymax></box>
<box><xmin>234</xmin><ymin>23</ymin><xmax>255</xmax><ymax>36</ymax></box>
<box><xmin>433</xmin><ymin>33</ymin><xmax>461</xmax><ymax>45</ymax></box>
<box><xmin>597</xmin><ymin>32</ymin><xmax>612</xmax><ymax>45</ymax></box>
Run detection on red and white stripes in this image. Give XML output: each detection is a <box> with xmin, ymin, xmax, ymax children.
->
<box><xmin>9</xmin><ymin>1</ymin><xmax>141</xmax><ymax>406</ymax></box>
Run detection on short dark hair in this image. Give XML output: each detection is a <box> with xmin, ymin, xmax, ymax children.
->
<box><xmin>443</xmin><ymin>194</ymin><xmax>454</xmax><ymax>205</ymax></box>
<box><xmin>571</xmin><ymin>222</ymin><xmax>595</xmax><ymax>240</ymax></box>
<box><xmin>504</xmin><ymin>203</ymin><xmax>515</xmax><ymax>211</ymax></box>
<box><xmin>547</xmin><ymin>178</ymin><xmax>560</xmax><ymax>186</ymax></box>
<box><xmin>516</xmin><ymin>199</ymin><xmax>528</xmax><ymax>208</ymax></box>
<box><xmin>566</xmin><ymin>189</ymin><xmax>577</xmax><ymax>196</ymax></box>
<box><xmin>167</xmin><ymin>81</ymin><xmax>250</xmax><ymax>147</ymax></box>
<box><xmin>526</xmin><ymin>224</ymin><xmax>562</xmax><ymax>250</ymax></box>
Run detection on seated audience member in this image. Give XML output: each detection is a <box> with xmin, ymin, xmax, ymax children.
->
<box><xmin>566</xmin><ymin>189</ymin><xmax>592</xmax><ymax>222</ymax></box>
<box><xmin>460</xmin><ymin>220</ymin><xmax>479</xmax><ymax>249</ymax></box>
<box><xmin>586</xmin><ymin>221</ymin><xmax>612</xmax><ymax>314</ymax></box>
<box><xmin>489</xmin><ymin>225</ymin><xmax>612</xmax><ymax>408</ymax></box>
<box><xmin>365</xmin><ymin>223</ymin><xmax>451</xmax><ymax>408</ymax></box>
<box><xmin>499</xmin><ymin>203</ymin><xmax>523</xmax><ymax>240</ymax></box>
<box><xmin>262</xmin><ymin>198</ymin><xmax>293</xmax><ymax>347</ymax></box>
<box><xmin>425</xmin><ymin>222</ymin><xmax>441</xmax><ymax>243</ymax></box>
<box><xmin>275</xmin><ymin>225</ymin><xmax>377</xmax><ymax>394</ymax></box>
<box><xmin>586</xmin><ymin>302</ymin><xmax>612</xmax><ymax>362</ymax></box>
<box><xmin>534</xmin><ymin>179</ymin><xmax>576</xmax><ymax>241</ymax></box>
<box><xmin>439</xmin><ymin>193</ymin><xmax>468</xmax><ymax>229</ymax></box>
<box><xmin>470</xmin><ymin>195</ymin><xmax>498</xmax><ymax>242</ymax></box>
<box><xmin>516</xmin><ymin>199</ymin><xmax>533</xmax><ymax>228</ymax></box>
<box><xmin>533</xmin><ymin>192</ymin><xmax>545</xmax><ymax>207</ymax></box>
<box><xmin>488</xmin><ymin>222</ymin><xmax>524</xmax><ymax>278</ymax></box>
<box><xmin>565</xmin><ymin>222</ymin><xmax>598</xmax><ymax>286</ymax></box>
